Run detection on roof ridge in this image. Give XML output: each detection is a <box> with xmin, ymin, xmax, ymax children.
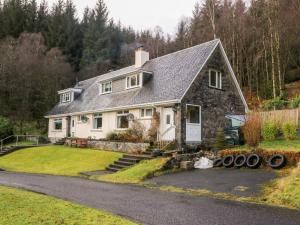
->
<box><xmin>145</xmin><ymin>39</ymin><xmax>220</xmax><ymax>64</ymax></box>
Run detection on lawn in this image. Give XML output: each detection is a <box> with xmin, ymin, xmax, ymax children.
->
<box><xmin>234</xmin><ymin>139</ymin><xmax>300</xmax><ymax>152</ymax></box>
<box><xmin>0</xmin><ymin>186</ymin><xmax>136</xmax><ymax>225</ymax></box>
<box><xmin>97</xmin><ymin>158</ymin><xmax>168</xmax><ymax>184</ymax></box>
<box><xmin>0</xmin><ymin>145</ymin><xmax>122</xmax><ymax>176</ymax></box>
<box><xmin>262</xmin><ymin>164</ymin><xmax>300</xmax><ymax>209</ymax></box>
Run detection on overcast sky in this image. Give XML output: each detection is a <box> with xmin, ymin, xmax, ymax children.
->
<box><xmin>39</xmin><ymin>0</ymin><xmax>200</xmax><ymax>35</ymax></box>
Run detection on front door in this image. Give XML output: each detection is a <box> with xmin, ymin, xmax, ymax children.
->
<box><xmin>161</xmin><ymin>108</ymin><xmax>175</xmax><ymax>141</ymax></box>
<box><xmin>186</xmin><ymin>105</ymin><xmax>201</xmax><ymax>142</ymax></box>
<box><xmin>66</xmin><ymin>116</ymin><xmax>71</xmax><ymax>137</ymax></box>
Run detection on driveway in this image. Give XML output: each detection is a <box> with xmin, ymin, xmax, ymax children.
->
<box><xmin>0</xmin><ymin>172</ymin><xmax>299</xmax><ymax>225</ymax></box>
<box><xmin>149</xmin><ymin>168</ymin><xmax>277</xmax><ymax>197</ymax></box>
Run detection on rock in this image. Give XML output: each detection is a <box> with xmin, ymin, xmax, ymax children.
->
<box><xmin>180</xmin><ymin>161</ymin><xmax>194</xmax><ymax>170</ymax></box>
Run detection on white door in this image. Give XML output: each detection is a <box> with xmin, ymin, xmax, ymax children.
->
<box><xmin>186</xmin><ymin>105</ymin><xmax>201</xmax><ymax>142</ymax></box>
<box><xmin>160</xmin><ymin>108</ymin><xmax>175</xmax><ymax>141</ymax></box>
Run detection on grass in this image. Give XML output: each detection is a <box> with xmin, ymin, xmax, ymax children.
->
<box><xmin>97</xmin><ymin>158</ymin><xmax>169</xmax><ymax>184</ymax></box>
<box><xmin>0</xmin><ymin>145</ymin><xmax>122</xmax><ymax>176</ymax></box>
<box><xmin>0</xmin><ymin>186</ymin><xmax>137</xmax><ymax>225</ymax></box>
<box><xmin>262</xmin><ymin>164</ymin><xmax>300</xmax><ymax>208</ymax></box>
<box><xmin>234</xmin><ymin>138</ymin><xmax>300</xmax><ymax>152</ymax></box>
<box><xmin>4</xmin><ymin>141</ymin><xmax>36</xmax><ymax>147</ymax></box>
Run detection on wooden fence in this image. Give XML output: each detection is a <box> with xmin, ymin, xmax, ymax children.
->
<box><xmin>253</xmin><ymin>108</ymin><xmax>300</xmax><ymax>127</ymax></box>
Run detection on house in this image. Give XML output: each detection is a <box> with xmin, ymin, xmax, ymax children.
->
<box><xmin>46</xmin><ymin>39</ymin><xmax>248</xmax><ymax>148</ymax></box>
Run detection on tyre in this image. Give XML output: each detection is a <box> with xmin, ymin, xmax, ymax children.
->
<box><xmin>268</xmin><ymin>154</ymin><xmax>286</xmax><ymax>169</ymax></box>
<box><xmin>222</xmin><ymin>155</ymin><xmax>235</xmax><ymax>168</ymax></box>
<box><xmin>246</xmin><ymin>154</ymin><xmax>262</xmax><ymax>169</ymax></box>
<box><xmin>213</xmin><ymin>158</ymin><xmax>223</xmax><ymax>167</ymax></box>
<box><xmin>234</xmin><ymin>154</ymin><xmax>247</xmax><ymax>168</ymax></box>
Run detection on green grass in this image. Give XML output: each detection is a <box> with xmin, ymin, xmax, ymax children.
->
<box><xmin>262</xmin><ymin>165</ymin><xmax>300</xmax><ymax>208</ymax></box>
<box><xmin>0</xmin><ymin>186</ymin><xmax>137</xmax><ymax>225</ymax></box>
<box><xmin>97</xmin><ymin>158</ymin><xmax>168</xmax><ymax>184</ymax></box>
<box><xmin>234</xmin><ymin>139</ymin><xmax>300</xmax><ymax>152</ymax></box>
<box><xmin>0</xmin><ymin>145</ymin><xmax>122</xmax><ymax>176</ymax></box>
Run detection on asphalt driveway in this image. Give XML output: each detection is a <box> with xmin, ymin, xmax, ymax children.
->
<box><xmin>0</xmin><ymin>171</ymin><xmax>299</xmax><ymax>225</ymax></box>
<box><xmin>149</xmin><ymin>168</ymin><xmax>277</xmax><ymax>197</ymax></box>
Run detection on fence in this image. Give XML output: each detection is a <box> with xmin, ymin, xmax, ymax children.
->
<box><xmin>253</xmin><ymin>108</ymin><xmax>300</xmax><ymax>127</ymax></box>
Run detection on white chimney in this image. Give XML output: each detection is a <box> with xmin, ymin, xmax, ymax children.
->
<box><xmin>135</xmin><ymin>46</ymin><xmax>149</xmax><ymax>68</ymax></box>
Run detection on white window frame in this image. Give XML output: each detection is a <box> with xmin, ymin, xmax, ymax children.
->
<box><xmin>53</xmin><ymin>118</ymin><xmax>62</xmax><ymax>131</ymax></box>
<box><xmin>77</xmin><ymin>115</ymin><xmax>86</xmax><ymax>122</ymax></box>
<box><xmin>116</xmin><ymin>110</ymin><xmax>129</xmax><ymax>129</ymax></box>
<box><xmin>140</xmin><ymin>108</ymin><xmax>155</xmax><ymax>118</ymax></box>
<box><xmin>126</xmin><ymin>74</ymin><xmax>141</xmax><ymax>89</ymax></box>
<box><xmin>92</xmin><ymin>113</ymin><xmax>103</xmax><ymax>130</ymax></box>
<box><xmin>60</xmin><ymin>92</ymin><xmax>71</xmax><ymax>103</ymax></box>
<box><xmin>186</xmin><ymin>104</ymin><xmax>201</xmax><ymax>125</ymax></box>
<box><xmin>209</xmin><ymin>69</ymin><xmax>222</xmax><ymax>89</ymax></box>
<box><xmin>100</xmin><ymin>81</ymin><xmax>112</xmax><ymax>94</ymax></box>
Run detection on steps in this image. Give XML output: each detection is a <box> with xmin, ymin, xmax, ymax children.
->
<box><xmin>106</xmin><ymin>154</ymin><xmax>153</xmax><ymax>173</ymax></box>
<box><xmin>0</xmin><ymin>146</ymin><xmax>23</xmax><ymax>157</ymax></box>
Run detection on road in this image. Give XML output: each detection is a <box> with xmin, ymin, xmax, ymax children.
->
<box><xmin>0</xmin><ymin>171</ymin><xmax>299</xmax><ymax>225</ymax></box>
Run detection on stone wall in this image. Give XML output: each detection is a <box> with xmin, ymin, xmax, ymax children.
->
<box><xmin>87</xmin><ymin>140</ymin><xmax>150</xmax><ymax>153</ymax></box>
<box><xmin>178</xmin><ymin>46</ymin><xmax>246</xmax><ymax>146</ymax></box>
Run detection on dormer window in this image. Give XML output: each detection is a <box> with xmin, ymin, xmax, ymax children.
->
<box><xmin>60</xmin><ymin>92</ymin><xmax>71</xmax><ymax>103</ymax></box>
<box><xmin>100</xmin><ymin>81</ymin><xmax>112</xmax><ymax>94</ymax></box>
<box><xmin>126</xmin><ymin>74</ymin><xmax>141</xmax><ymax>89</ymax></box>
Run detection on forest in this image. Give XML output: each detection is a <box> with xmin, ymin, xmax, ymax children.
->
<box><xmin>0</xmin><ymin>0</ymin><xmax>299</xmax><ymax>133</ymax></box>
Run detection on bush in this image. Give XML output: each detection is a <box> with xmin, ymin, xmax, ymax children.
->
<box><xmin>262</xmin><ymin>96</ymin><xmax>287</xmax><ymax>111</ymax></box>
<box><xmin>289</xmin><ymin>95</ymin><xmax>300</xmax><ymax>109</ymax></box>
<box><xmin>213</xmin><ymin>128</ymin><xmax>227</xmax><ymax>151</ymax></box>
<box><xmin>106</xmin><ymin>132</ymin><xmax>120</xmax><ymax>141</ymax></box>
<box><xmin>242</xmin><ymin>115</ymin><xmax>261</xmax><ymax>148</ymax></box>
<box><xmin>0</xmin><ymin>117</ymin><xmax>13</xmax><ymax>140</ymax></box>
<box><xmin>262</xmin><ymin>121</ymin><xmax>278</xmax><ymax>141</ymax></box>
<box><xmin>282</xmin><ymin>122</ymin><xmax>297</xmax><ymax>140</ymax></box>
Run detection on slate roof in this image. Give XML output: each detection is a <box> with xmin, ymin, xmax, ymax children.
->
<box><xmin>47</xmin><ymin>39</ymin><xmax>220</xmax><ymax>116</ymax></box>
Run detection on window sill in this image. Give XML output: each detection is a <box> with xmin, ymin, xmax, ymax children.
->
<box><xmin>208</xmin><ymin>86</ymin><xmax>224</xmax><ymax>91</ymax></box>
<box><xmin>52</xmin><ymin>130</ymin><xmax>63</xmax><ymax>132</ymax></box>
<box><xmin>91</xmin><ymin>129</ymin><xmax>103</xmax><ymax>132</ymax></box>
<box><xmin>115</xmin><ymin>128</ymin><xmax>129</xmax><ymax>131</ymax></box>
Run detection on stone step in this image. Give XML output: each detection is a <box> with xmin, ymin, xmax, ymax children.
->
<box><xmin>109</xmin><ymin>163</ymin><xmax>128</xmax><ymax>170</ymax></box>
<box><xmin>106</xmin><ymin>166</ymin><xmax>119</xmax><ymax>172</ymax></box>
<box><xmin>123</xmin><ymin>154</ymin><xmax>153</xmax><ymax>160</ymax></box>
<box><xmin>115</xmin><ymin>160</ymin><xmax>136</xmax><ymax>167</ymax></box>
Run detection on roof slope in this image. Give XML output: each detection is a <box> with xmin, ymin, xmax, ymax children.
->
<box><xmin>47</xmin><ymin>39</ymin><xmax>220</xmax><ymax>116</ymax></box>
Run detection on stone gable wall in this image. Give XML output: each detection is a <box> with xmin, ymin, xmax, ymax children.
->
<box><xmin>178</xmin><ymin>47</ymin><xmax>245</xmax><ymax>146</ymax></box>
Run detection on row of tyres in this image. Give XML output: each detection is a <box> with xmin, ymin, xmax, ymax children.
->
<box><xmin>213</xmin><ymin>153</ymin><xmax>286</xmax><ymax>169</ymax></box>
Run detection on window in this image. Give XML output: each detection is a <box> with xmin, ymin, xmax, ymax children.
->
<box><xmin>60</xmin><ymin>92</ymin><xmax>71</xmax><ymax>103</ymax></box>
<box><xmin>54</xmin><ymin>119</ymin><xmax>62</xmax><ymax>130</ymax></box>
<box><xmin>93</xmin><ymin>113</ymin><xmax>103</xmax><ymax>129</ymax></box>
<box><xmin>187</xmin><ymin>105</ymin><xmax>200</xmax><ymax>124</ymax></box>
<box><xmin>77</xmin><ymin>115</ymin><xmax>87</xmax><ymax>122</ymax></box>
<box><xmin>166</xmin><ymin>114</ymin><xmax>171</xmax><ymax>125</ymax></box>
<box><xmin>72</xmin><ymin>119</ymin><xmax>75</xmax><ymax>128</ymax></box>
<box><xmin>117</xmin><ymin>110</ymin><xmax>129</xmax><ymax>129</ymax></box>
<box><xmin>140</xmin><ymin>108</ymin><xmax>155</xmax><ymax>118</ymax></box>
<box><xmin>100</xmin><ymin>81</ymin><xmax>112</xmax><ymax>94</ymax></box>
<box><xmin>209</xmin><ymin>69</ymin><xmax>222</xmax><ymax>89</ymax></box>
<box><xmin>126</xmin><ymin>74</ymin><xmax>140</xmax><ymax>89</ymax></box>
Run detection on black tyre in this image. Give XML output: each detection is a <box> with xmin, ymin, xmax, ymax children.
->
<box><xmin>234</xmin><ymin>154</ymin><xmax>247</xmax><ymax>168</ymax></box>
<box><xmin>268</xmin><ymin>154</ymin><xmax>286</xmax><ymax>169</ymax></box>
<box><xmin>222</xmin><ymin>155</ymin><xmax>235</xmax><ymax>168</ymax></box>
<box><xmin>213</xmin><ymin>158</ymin><xmax>223</xmax><ymax>167</ymax></box>
<box><xmin>246</xmin><ymin>154</ymin><xmax>262</xmax><ymax>169</ymax></box>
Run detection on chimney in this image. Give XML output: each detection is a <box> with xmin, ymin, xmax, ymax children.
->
<box><xmin>135</xmin><ymin>45</ymin><xmax>149</xmax><ymax>68</ymax></box>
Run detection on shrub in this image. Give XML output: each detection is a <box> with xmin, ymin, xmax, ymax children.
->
<box><xmin>262</xmin><ymin>121</ymin><xmax>278</xmax><ymax>141</ymax></box>
<box><xmin>0</xmin><ymin>117</ymin><xmax>13</xmax><ymax>140</ymax></box>
<box><xmin>289</xmin><ymin>95</ymin><xmax>300</xmax><ymax>109</ymax></box>
<box><xmin>213</xmin><ymin>128</ymin><xmax>227</xmax><ymax>151</ymax></box>
<box><xmin>282</xmin><ymin>122</ymin><xmax>297</xmax><ymax>140</ymax></box>
<box><xmin>242</xmin><ymin>115</ymin><xmax>261</xmax><ymax>148</ymax></box>
<box><xmin>106</xmin><ymin>132</ymin><xmax>120</xmax><ymax>141</ymax></box>
<box><xmin>262</xmin><ymin>96</ymin><xmax>287</xmax><ymax>111</ymax></box>
<box><xmin>147</xmin><ymin>111</ymin><xmax>160</xmax><ymax>141</ymax></box>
